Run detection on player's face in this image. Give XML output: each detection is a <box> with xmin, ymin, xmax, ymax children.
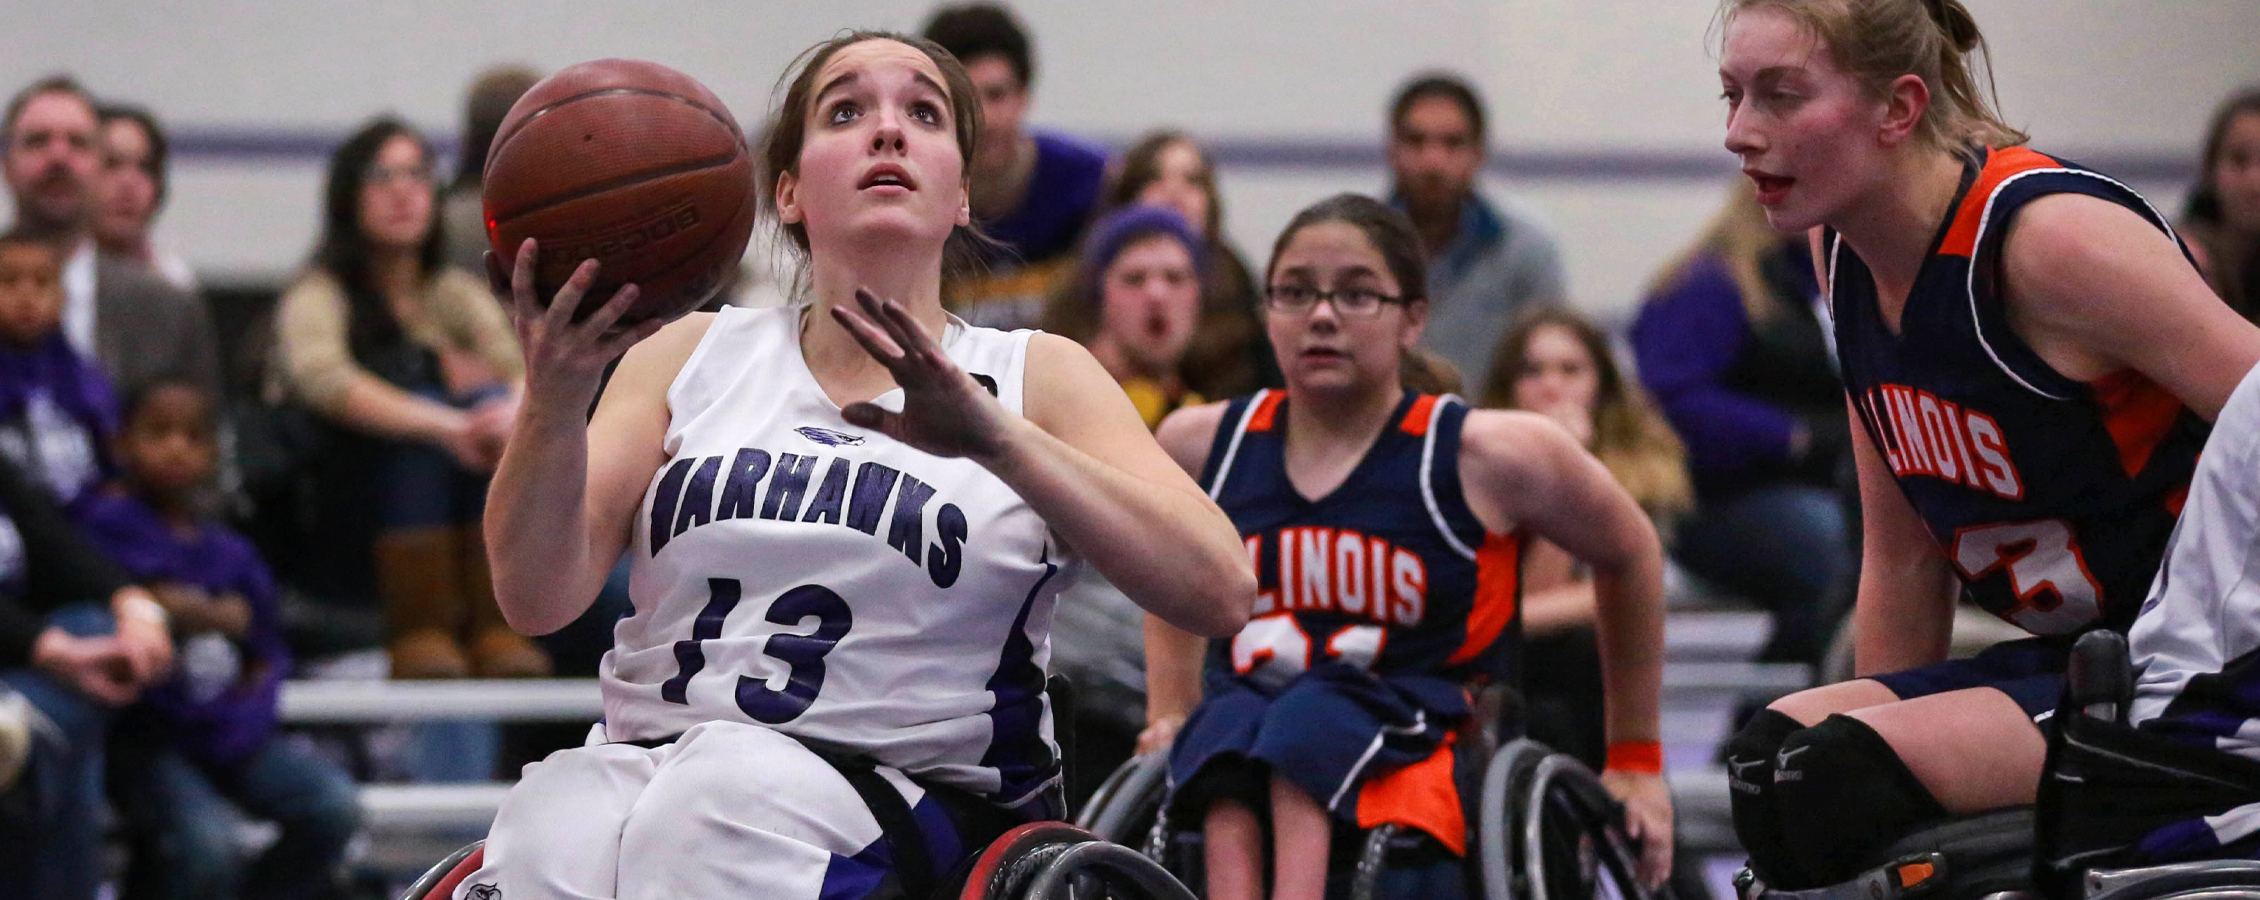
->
<box><xmin>784</xmin><ymin>40</ymin><xmax>971</xmax><ymax>254</ymax></box>
<box><xmin>1136</xmin><ymin>140</ymin><xmax>1213</xmax><ymax>239</ymax></box>
<box><xmin>0</xmin><ymin>242</ymin><xmax>64</xmax><ymax>348</ymax></box>
<box><xmin>1389</xmin><ymin>97</ymin><xmax>1482</xmax><ymax>217</ymax></box>
<box><xmin>3</xmin><ymin>92</ymin><xmax>100</xmax><ymax>231</ymax></box>
<box><xmin>1266</xmin><ymin>220</ymin><xmax>1424</xmax><ymax>396</ymax></box>
<box><xmin>962</xmin><ymin>54</ymin><xmax>1027</xmax><ymax>171</ymax></box>
<box><xmin>1719</xmin><ymin>7</ymin><xmax>1893</xmax><ymax>233</ymax></box>
<box><xmin>358</xmin><ymin>135</ymin><xmax>435</xmax><ymax>252</ymax></box>
<box><xmin>94</xmin><ymin>119</ymin><xmax>160</xmax><ymax>248</ymax></box>
<box><xmin>1513</xmin><ymin>324</ymin><xmax>1600</xmax><ymax>426</ymax></box>
<box><xmin>2215</xmin><ymin>111</ymin><xmax>2260</xmax><ymax>236</ymax></box>
<box><xmin>1098</xmin><ymin>235</ymin><xmax>1201</xmax><ymax>377</ymax></box>
<box><xmin>117</xmin><ymin>384</ymin><xmax>216</xmax><ymax>496</ymax></box>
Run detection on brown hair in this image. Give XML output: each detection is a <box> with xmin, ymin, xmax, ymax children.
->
<box><xmin>1266</xmin><ymin>193</ymin><xmax>1446</xmax><ymax>395</ymax></box>
<box><xmin>1</xmin><ymin>74</ymin><xmax>95</xmax><ymax>152</ymax></box>
<box><xmin>2182</xmin><ymin>86</ymin><xmax>2260</xmax><ymax>316</ymax></box>
<box><xmin>757</xmin><ymin>31</ymin><xmax>987</xmax><ymax>279</ymax></box>
<box><xmin>1106</xmin><ymin>131</ymin><xmax>1222</xmax><ymax>239</ymax></box>
<box><xmin>1645</xmin><ymin>180</ymin><xmax>1793</xmax><ymax>325</ymax></box>
<box><xmin>1482</xmin><ymin>307</ymin><xmax>1693</xmax><ymax>523</ymax></box>
<box><xmin>1718</xmin><ymin>0</ymin><xmax>2025</xmax><ymax>150</ymax></box>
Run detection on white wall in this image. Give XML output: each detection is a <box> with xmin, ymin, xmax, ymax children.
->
<box><xmin>4</xmin><ymin>0</ymin><xmax>2255</xmax><ymax>325</ymax></box>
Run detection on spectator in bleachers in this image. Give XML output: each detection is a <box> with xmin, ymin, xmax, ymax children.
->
<box><xmin>78</xmin><ymin>378</ymin><xmax>359</xmax><ymax>900</ymax></box>
<box><xmin>1102</xmin><ymin>130</ymin><xmax>1277</xmax><ymax>397</ymax></box>
<box><xmin>2182</xmin><ymin>86</ymin><xmax>2260</xmax><ymax>318</ymax></box>
<box><xmin>1042</xmin><ymin>204</ymin><xmax>1209</xmax><ymax>800</ymax></box>
<box><xmin>1386</xmin><ymin>72</ymin><xmax>1567</xmax><ymax>392</ymax></box>
<box><xmin>267</xmin><ymin>117</ymin><xmax>538</xmax><ymax>680</ymax></box>
<box><xmin>0</xmin><ymin>231</ymin><xmax>117</xmax><ymax>504</ymax></box>
<box><xmin>92</xmin><ymin>105</ymin><xmax>195</xmax><ymax>292</ymax></box>
<box><xmin>2</xmin><ymin>76</ymin><xmax>220</xmax><ymax>404</ymax></box>
<box><xmin>0</xmin><ymin>451</ymin><xmax>171</xmax><ymax>900</ymax></box>
<box><xmin>923</xmin><ymin>2</ymin><xmax>1108</xmax><ymax>328</ymax></box>
<box><xmin>442</xmin><ymin>65</ymin><xmax>542</xmax><ymax>276</ymax></box>
<box><xmin>1483</xmin><ymin>306</ymin><xmax>1691</xmax><ymax>768</ymax></box>
<box><xmin>1629</xmin><ymin>182</ymin><xmax>1853</xmax><ymax>668</ymax></box>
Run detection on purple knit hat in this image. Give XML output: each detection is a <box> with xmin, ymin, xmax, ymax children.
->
<box><xmin>1081</xmin><ymin>204</ymin><xmax>1206</xmax><ymax>299</ymax></box>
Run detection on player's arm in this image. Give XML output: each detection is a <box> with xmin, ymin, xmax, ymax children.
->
<box><xmin>2004</xmin><ymin>193</ymin><xmax>2260</xmax><ymax>421</ymax></box>
<box><xmin>1140</xmin><ymin>401</ymin><xmax>1233</xmax><ymax>753</ymax></box>
<box><xmin>1845</xmin><ymin>396</ymin><xmax>1960</xmax><ymax>675</ymax></box>
<box><xmin>484</xmin><ymin>246</ymin><xmax>681</xmax><ymax>635</ymax></box>
<box><xmin>1011</xmin><ymin>337</ymin><xmax>1254</xmax><ymax>638</ymax></box>
<box><xmin>1458</xmin><ymin>409</ymin><xmax>1671</xmax><ymax>884</ymax></box>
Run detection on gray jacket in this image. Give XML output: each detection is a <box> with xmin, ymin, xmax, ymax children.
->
<box><xmin>94</xmin><ymin>252</ymin><xmax>223</xmax><ymax>402</ymax></box>
<box><xmin>1394</xmin><ymin>191</ymin><xmax>1568</xmax><ymax>394</ymax></box>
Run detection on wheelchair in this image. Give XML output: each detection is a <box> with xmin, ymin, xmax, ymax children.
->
<box><xmin>395</xmin><ymin>676</ymin><xmax>1201</xmax><ymax>900</ymax></box>
<box><xmin>1073</xmin><ymin>685</ymin><xmax>1661</xmax><ymax>900</ymax></box>
<box><xmin>1733</xmin><ymin>631</ymin><xmax>2260</xmax><ymax>900</ymax></box>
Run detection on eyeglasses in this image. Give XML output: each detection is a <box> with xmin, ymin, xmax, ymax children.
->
<box><xmin>363</xmin><ymin>163</ymin><xmax>434</xmax><ymax>186</ymax></box>
<box><xmin>1262</xmin><ymin>285</ymin><xmax>1406</xmax><ymax>317</ymax></box>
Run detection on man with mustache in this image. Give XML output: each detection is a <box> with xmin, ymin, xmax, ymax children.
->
<box><xmin>2</xmin><ymin>76</ymin><xmax>218</xmax><ymax>406</ymax></box>
<box><xmin>1386</xmin><ymin>72</ymin><xmax>1568</xmax><ymax>393</ymax></box>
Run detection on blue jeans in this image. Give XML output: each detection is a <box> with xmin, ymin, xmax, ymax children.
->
<box><xmin>1673</xmin><ymin>483</ymin><xmax>1854</xmax><ymax>666</ymax></box>
<box><xmin>0</xmin><ymin>606</ymin><xmax>121</xmax><ymax>900</ymax></box>
<box><xmin>117</xmin><ymin>739</ymin><xmax>362</xmax><ymax>900</ymax></box>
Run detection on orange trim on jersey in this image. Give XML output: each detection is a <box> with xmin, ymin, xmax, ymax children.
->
<box><xmin>2090</xmin><ymin>369</ymin><xmax>2185</xmax><ymax>478</ymax></box>
<box><xmin>1447</xmin><ymin>531</ymin><xmax>1523</xmax><ymax>666</ymax></box>
<box><xmin>1399</xmin><ymin>394</ymin><xmax>1441</xmax><ymax>436</ymax></box>
<box><xmin>1355</xmin><ymin>729</ymin><xmax>1467</xmax><ymax>855</ymax></box>
<box><xmin>1247</xmin><ymin>390</ymin><xmax>1287</xmax><ymax>433</ymax></box>
<box><xmin>1939</xmin><ymin>146</ymin><xmax>2066</xmax><ymax>258</ymax></box>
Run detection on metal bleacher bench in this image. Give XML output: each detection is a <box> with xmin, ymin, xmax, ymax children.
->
<box><xmin>282</xmin><ymin>658</ymin><xmax>1801</xmax><ymax>848</ymax></box>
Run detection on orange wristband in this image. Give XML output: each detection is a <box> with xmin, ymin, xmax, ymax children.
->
<box><xmin>1605</xmin><ymin>740</ymin><xmax>1663</xmax><ymax>774</ymax></box>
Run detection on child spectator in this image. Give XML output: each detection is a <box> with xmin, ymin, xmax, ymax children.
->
<box><xmin>0</xmin><ymin>231</ymin><xmax>116</xmax><ymax>503</ymax></box>
<box><xmin>78</xmin><ymin>378</ymin><xmax>360</xmax><ymax>900</ymax></box>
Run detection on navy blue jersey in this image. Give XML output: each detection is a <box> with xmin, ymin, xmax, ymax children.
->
<box><xmin>1831</xmin><ymin>146</ymin><xmax>2209</xmax><ymax>635</ymax></box>
<box><xmin>1197</xmin><ymin>389</ymin><xmax>1523</xmax><ymax>684</ymax></box>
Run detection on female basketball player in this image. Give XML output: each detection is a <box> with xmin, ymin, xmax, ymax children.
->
<box><xmin>1714</xmin><ymin>0</ymin><xmax>2260</xmax><ymax>890</ymax></box>
<box><xmin>463</xmin><ymin>32</ymin><xmax>1255</xmax><ymax>900</ymax></box>
<box><xmin>1145</xmin><ymin>194</ymin><xmax>1673</xmax><ymax>900</ymax></box>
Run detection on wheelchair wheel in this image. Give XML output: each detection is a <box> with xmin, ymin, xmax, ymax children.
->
<box><xmin>1483</xmin><ymin>739</ymin><xmax>1655</xmax><ymax>900</ymax></box>
<box><xmin>398</xmin><ymin>841</ymin><xmax>484</xmax><ymax>900</ymax></box>
<box><xmin>2085</xmin><ymin>861</ymin><xmax>2260</xmax><ymax>900</ymax></box>
<box><xmin>953</xmin><ymin>821</ymin><xmax>1198</xmax><ymax>900</ymax></box>
<box><xmin>1077</xmin><ymin>753</ymin><xmax>1169</xmax><ymax>845</ymax></box>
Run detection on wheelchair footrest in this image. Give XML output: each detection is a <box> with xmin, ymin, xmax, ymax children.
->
<box><xmin>1736</xmin><ymin>853</ymin><xmax>1956</xmax><ymax>900</ymax></box>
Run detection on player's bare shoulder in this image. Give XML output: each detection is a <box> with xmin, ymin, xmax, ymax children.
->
<box><xmin>1456</xmin><ymin>407</ymin><xmax>1589</xmax><ymax>499</ymax></box>
<box><xmin>1155</xmin><ymin>400</ymin><xmax>1233</xmax><ymax>476</ymax></box>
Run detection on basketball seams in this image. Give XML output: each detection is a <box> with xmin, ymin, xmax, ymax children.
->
<box><xmin>486</xmin><ymin>86</ymin><xmax>742</xmax><ymax>182</ymax></box>
<box><xmin>487</xmin><ymin>152</ymin><xmax>744</xmax><ymax>225</ymax></box>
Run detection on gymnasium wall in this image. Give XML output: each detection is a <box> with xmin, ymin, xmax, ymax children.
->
<box><xmin>4</xmin><ymin>0</ymin><xmax>2255</xmax><ymax>325</ymax></box>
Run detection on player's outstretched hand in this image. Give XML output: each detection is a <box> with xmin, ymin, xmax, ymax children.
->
<box><xmin>832</xmin><ymin>288</ymin><xmax>1016</xmax><ymax>460</ymax></box>
<box><xmin>1600</xmin><ymin>768</ymin><xmax>1674</xmax><ymax>891</ymax></box>
<box><xmin>488</xmin><ymin>239</ymin><xmax>665</xmax><ymax>410</ymax></box>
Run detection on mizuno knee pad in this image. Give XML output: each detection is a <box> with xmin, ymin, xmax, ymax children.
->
<box><xmin>1770</xmin><ymin>714</ymin><xmax>1949</xmax><ymax>887</ymax></box>
<box><xmin>1723</xmin><ymin>708</ymin><xmax>1808</xmax><ymax>887</ymax></box>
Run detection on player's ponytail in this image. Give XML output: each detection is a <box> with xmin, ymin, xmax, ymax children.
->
<box><xmin>1718</xmin><ymin>0</ymin><xmax>2026</xmax><ymax>150</ymax></box>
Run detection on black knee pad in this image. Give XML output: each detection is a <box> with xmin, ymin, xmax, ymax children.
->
<box><xmin>1771</xmin><ymin>714</ymin><xmax>1949</xmax><ymax>888</ymax></box>
<box><xmin>1723</xmin><ymin>708</ymin><xmax>1808</xmax><ymax>886</ymax></box>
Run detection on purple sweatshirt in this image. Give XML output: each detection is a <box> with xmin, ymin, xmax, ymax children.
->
<box><xmin>0</xmin><ymin>332</ymin><xmax>118</xmax><ymax>503</ymax></box>
<box><xmin>73</xmin><ymin>489</ymin><xmax>287</xmax><ymax>769</ymax></box>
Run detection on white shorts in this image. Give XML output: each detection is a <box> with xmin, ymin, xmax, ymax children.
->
<box><xmin>454</xmin><ymin>720</ymin><xmax>966</xmax><ymax>900</ymax></box>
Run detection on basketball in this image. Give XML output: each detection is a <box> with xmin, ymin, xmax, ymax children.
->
<box><xmin>481</xmin><ymin>59</ymin><xmax>757</xmax><ymax>325</ymax></box>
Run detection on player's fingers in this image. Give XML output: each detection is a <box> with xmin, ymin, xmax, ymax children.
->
<box><xmin>840</xmin><ymin>402</ymin><xmax>901</xmax><ymax>437</ymax></box>
<box><xmin>856</xmin><ymin>289</ymin><xmax>938</xmax><ymax>366</ymax></box>
<box><xmin>510</xmin><ymin>239</ymin><xmax>542</xmax><ymax>319</ymax></box>
<box><xmin>547</xmin><ymin>259</ymin><xmax>600</xmax><ymax>330</ymax></box>
<box><xmin>594</xmin><ymin>317</ymin><xmax>666</xmax><ymax>359</ymax></box>
<box><xmin>579</xmin><ymin>283</ymin><xmax>641</xmax><ymax>337</ymax></box>
<box><xmin>830</xmin><ymin>303</ymin><xmax>906</xmax><ymax>364</ymax></box>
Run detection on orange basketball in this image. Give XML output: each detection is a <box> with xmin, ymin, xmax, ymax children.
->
<box><xmin>482</xmin><ymin>59</ymin><xmax>757</xmax><ymax>325</ymax></box>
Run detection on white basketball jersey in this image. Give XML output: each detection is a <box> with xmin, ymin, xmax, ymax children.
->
<box><xmin>600</xmin><ymin>304</ymin><xmax>1075</xmax><ymax>809</ymax></box>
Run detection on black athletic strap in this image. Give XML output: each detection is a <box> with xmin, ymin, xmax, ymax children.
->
<box><xmin>832</xmin><ymin>756</ymin><xmax>937</xmax><ymax>900</ymax></box>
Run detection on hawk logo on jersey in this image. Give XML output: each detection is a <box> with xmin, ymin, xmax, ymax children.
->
<box><xmin>465</xmin><ymin>884</ymin><xmax>501</xmax><ymax>900</ymax></box>
<box><xmin>648</xmin><ymin>447</ymin><xmax>970</xmax><ymax>587</ymax></box>
<box><xmin>1855</xmin><ymin>384</ymin><xmax>2026</xmax><ymax>500</ymax></box>
<box><xmin>794</xmin><ymin>426</ymin><xmax>866</xmax><ymax>447</ymax></box>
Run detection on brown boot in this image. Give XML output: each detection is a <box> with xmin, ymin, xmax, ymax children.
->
<box><xmin>376</xmin><ymin>526</ymin><xmax>470</xmax><ymax>679</ymax></box>
<box><xmin>461</xmin><ymin>525</ymin><xmax>552</xmax><ymax>678</ymax></box>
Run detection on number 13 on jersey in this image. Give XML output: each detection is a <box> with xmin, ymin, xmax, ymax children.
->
<box><xmin>659</xmin><ymin>577</ymin><xmax>854</xmax><ymax>723</ymax></box>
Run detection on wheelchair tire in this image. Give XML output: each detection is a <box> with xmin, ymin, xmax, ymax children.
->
<box><xmin>1483</xmin><ymin>739</ymin><xmax>1555</xmax><ymax>900</ymax></box>
<box><xmin>1078</xmin><ymin>753</ymin><xmax>1170</xmax><ymax>845</ymax></box>
<box><xmin>1513</xmin><ymin>748</ymin><xmax>1653</xmax><ymax>900</ymax></box>
<box><xmin>1021</xmin><ymin>839</ymin><xmax>1201</xmax><ymax>900</ymax></box>
<box><xmin>398</xmin><ymin>841</ymin><xmax>484</xmax><ymax>900</ymax></box>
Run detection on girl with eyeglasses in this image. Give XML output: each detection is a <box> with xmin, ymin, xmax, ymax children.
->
<box><xmin>1146</xmin><ymin>193</ymin><xmax>1673</xmax><ymax>900</ymax></box>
